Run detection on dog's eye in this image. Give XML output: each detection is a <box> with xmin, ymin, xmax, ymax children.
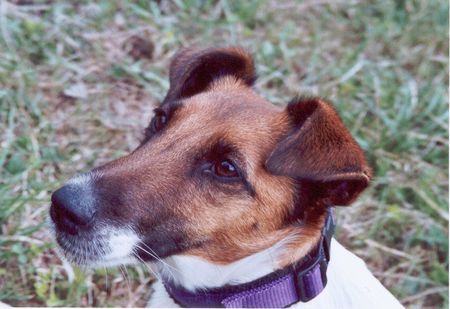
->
<box><xmin>213</xmin><ymin>159</ymin><xmax>239</xmax><ymax>178</ymax></box>
<box><xmin>151</xmin><ymin>112</ymin><xmax>167</xmax><ymax>133</ymax></box>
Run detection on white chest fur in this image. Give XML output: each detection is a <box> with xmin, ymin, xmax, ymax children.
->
<box><xmin>147</xmin><ymin>239</ymin><xmax>403</xmax><ymax>308</ymax></box>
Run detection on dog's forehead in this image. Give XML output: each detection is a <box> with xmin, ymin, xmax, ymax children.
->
<box><xmin>162</xmin><ymin>87</ymin><xmax>285</xmax><ymax>162</ymax></box>
<box><xmin>181</xmin><ymin>84</ymin><xmax>280</xmax><ymax>128</ymax></box>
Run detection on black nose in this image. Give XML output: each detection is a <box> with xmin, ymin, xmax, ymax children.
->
<box><xmin>50</xmin><ymin>184</ymin><xmax>97</xmax><ymax>235</ymax></box>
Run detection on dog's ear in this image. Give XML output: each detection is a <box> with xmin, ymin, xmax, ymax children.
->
<box><xmin>163</xmin><ymin>47</ymin><xmax>256</xmax><ymax>102</ymax></box>
<box><xmin>266</xmin><ymin>97</ymin><xmax>372</xmax><ymax>206</ymax></box>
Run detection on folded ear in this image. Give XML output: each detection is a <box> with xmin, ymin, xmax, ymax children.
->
<box><xmin>163</xmin><ymin>46</ymin><xmax>256</xmax><ymax>103</ymax></box>
<box><xmin>266</xmin><ymin>97</ymin><xmax>372</xmax><ymax>206</ymax></box>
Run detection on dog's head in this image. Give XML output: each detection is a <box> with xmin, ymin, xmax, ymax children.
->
<box><xmin>50</xmin><ymin>47</ymin><xmax>371</xmax><ymax>268</ymax></box>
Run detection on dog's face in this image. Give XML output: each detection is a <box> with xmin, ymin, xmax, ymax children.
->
<box><xmin>50</xmin><ymin>47</ymin><xmax>371</xmax><ymax>268</ymax></box>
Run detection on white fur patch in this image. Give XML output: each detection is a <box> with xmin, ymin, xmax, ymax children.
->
<box><xmin>90</xmin><ymin>228</ymin><xmax>140</xmax><ymax>268</ymax></box>
<box><xmin>66</xmin><ymin>171</ymin><xmax>103</xmax><ymax>186</ymax></box>
<box><xmin>161</xmin><ymin>237</ymin><xmax>290</xmax><ymax>291</ymax></box>
<box><xmin>66</xmin><ymin>173</ymin><xmax>92</xmax><ymax>186</ymax></box>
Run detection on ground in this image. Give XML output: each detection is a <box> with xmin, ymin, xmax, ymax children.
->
<box><xmin>0</xmin><ymin>0</ymin><xmax>448</xmax><ymax>307</ymax></box>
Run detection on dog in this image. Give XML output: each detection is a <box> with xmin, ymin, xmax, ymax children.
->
<box><xmin>50</xmin><ymin>47</ymin><xmax>403</xmax><ymax>308</ymax></box>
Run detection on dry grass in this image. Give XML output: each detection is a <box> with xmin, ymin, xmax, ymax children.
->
<box><xmin>0</xmin><ymin>0</ymin><xmax>448</xmax><ymax>307</ymax></box>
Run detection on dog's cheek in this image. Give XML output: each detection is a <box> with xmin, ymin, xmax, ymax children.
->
<box><xmin>139</xmin><ymin>228</ymin><xmax>199</xmax><ymax>260</ymax></box>
<box><xmin>127</xmin><ymin>184</ymin><xmax>205</xmax><ymax>260</ymax></box>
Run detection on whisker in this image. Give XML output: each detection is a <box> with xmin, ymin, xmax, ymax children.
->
<box><xmin>132</xmin><ymin>249</ymin><xmax>162</xmax><ymax>281</ymax></box>
<box><xmin>133</xmin><ymin>243</ymin><xmax>176</xmax><ymax>281</ymax></box>
<box><xmin>121</xmin><ymin>264</ymin><xmax>135</xmax><ymax>305</ymax></box>
<box><xmin>104</xmin><ymin>267</ymin><xmax>108</xmax><ymax>291</ymax></box>
<box><xmin>119</xmin><ymin>264</ymin><xmax>132</xmax><ymax>296</ymax></box>
<box><xmin>135</xmin><ymin>243</ymin><xmax>179</xmax><ymax>276</ymax></box>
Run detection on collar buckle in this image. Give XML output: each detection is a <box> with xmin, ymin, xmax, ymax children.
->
<box><xmin>296</xmin><ymin>257</ymin><xmax>328</xmax><ymax>302</ymax></box>
<box><xmin>295</xmin><ymin>208</ymin><xmax>335</xmax><ymax>302</ymax></box>
<box><xmin>323</xmin><ymin>208</ymin><xmax>335</xmax><ymax>262</ymax></box>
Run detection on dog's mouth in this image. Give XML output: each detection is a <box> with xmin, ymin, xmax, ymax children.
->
<box><xmin>49</xmin><ymin>218</ymin><xmax>141</xmax><ymax>268</ymax></box>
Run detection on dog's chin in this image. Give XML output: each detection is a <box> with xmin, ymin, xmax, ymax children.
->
<box><xmin>49</xmin><ymin>219</ymin><xmax>141</xmax><ymax>268</ymax></box>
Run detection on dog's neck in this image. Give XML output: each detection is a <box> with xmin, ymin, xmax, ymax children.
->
<box><xmin>159</xmin><ymin>213</ymin><xmax>326</xmax><ymax>292</ymax></box>
<box><xmin>161</xmin><ymin>237</ymin><xmax>292</xmax><ymax>291</ymax></box>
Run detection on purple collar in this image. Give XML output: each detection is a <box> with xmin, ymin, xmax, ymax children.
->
<box><xmin>163</xmin><ymin>209</ymin><xmax>335</xmax><ymax>308</ymax></box>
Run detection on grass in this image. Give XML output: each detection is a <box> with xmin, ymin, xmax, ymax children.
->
<box><xmin>0</xmin><ymin>0</ymin><xmax>448</xmax><ymax>307</ymax></box>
